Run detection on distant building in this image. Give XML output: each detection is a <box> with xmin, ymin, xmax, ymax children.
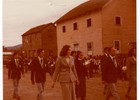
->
<box><xmin>22</xmin><ymin>23</ymin><xmax>57</xmax><ymax>57</ymax></box>
<box><xmin>55</xmin><ymin>0</ymin><xmax>136</xmax><ymax>56</ymax></box>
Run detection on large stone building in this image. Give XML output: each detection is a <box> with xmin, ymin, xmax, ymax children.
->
<box><xmin>22</xmin><ymin>23</ymin><xmax>57</xmax><ymax>57</ymax></box>
<box><xmin>55</xmin><ymin>0</ymin><xmax>136</xmax><ymax>56</ymax></box>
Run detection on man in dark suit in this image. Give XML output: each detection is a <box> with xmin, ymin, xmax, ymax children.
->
<box><xmin>102</xmin><ymin>47</ymin><xmax>120</xmax><ymax>100</ymax></box>
<box><xmin>8</xmin><ymin>51</ymin><xmax>24</xmax><ymax>100</ymax></box>
<box><xmin>31</xmin><ymin>49</ymin><xmax>48</xmax><ymax>100</ymax></box>
<box><xmin>101</xmin><ymin>47</ymin><xmax>109</xmax><ymax>95</ymax></box>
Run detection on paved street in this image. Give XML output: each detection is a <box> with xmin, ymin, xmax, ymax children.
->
<box><xmin>3</xmin><ymin>67</ymin><xmax>136</xmax><ymax>100</ymax></box>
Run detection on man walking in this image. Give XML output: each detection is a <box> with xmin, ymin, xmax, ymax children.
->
<box><xmin>31</xmin><ymin>49</ymin><xmax>48</xmax><ymax>100</ymax></box>
<box><xmin>102</xmin><ymin>47</ymin><xmax>120</xmax><ymax>100</ymax></box>
<box><xmin>101</xmin><ymin>47</ymin><xmax>109</xmax><ymax>95</ymax></box>
<box><xmin>8</xmin><ymin>51</ymin><xmax>24</xmax><ymax>100</ymax></box>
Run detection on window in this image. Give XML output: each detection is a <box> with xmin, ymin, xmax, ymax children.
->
<box><xmin>113</xmin><ymin>40</ymin><xmax>121</xmax><ymax>51</ymax></box>
<box><xmin>87</xmin><ymin>18</ymin><xmax>92</xmax><ymax>27</ymax></box>
<box><xmin>62</xmin><ymin>26</ymin><xmax>66</xmax><ymax>32</ymax></box>
<box><xmin>115</xmin><ymin>16</ymin><xmax>121</xmax><ymax>25</ymax></box>
<box><xmin>73</xmin><ymin>44</ymin><xmax>79</xmax><ymax>51</ymax></box>
<box><xmin>87</xmin><ymin>42</ymin><xmax>93</xmax><ymax>55</ymax></box>
<box><xmin>73</xmin><ymin>22</ymin><xmax>78</xmax><ymax>30</ymax></box>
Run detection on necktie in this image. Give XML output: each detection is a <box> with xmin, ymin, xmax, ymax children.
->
<box><xmin>113</xmin><ymin>58</ymin><xmax>117</xmax><ymax>68</ymax></box>
<box><xmin>40</xmin><ymin>58</ymin><xmax>43</xmax><ymax>68</ymax></box>
<box><xmin>16</xmin><ymin>59</ymin><xmax>19</xmax><ymax>67</ymax></box>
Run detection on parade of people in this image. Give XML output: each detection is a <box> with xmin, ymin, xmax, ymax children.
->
<box><xmin>3</xmin><ymin>0</ymin><xmax>137</xmax><ymax>100</ymax></box>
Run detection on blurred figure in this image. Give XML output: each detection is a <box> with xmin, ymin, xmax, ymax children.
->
<box><xmin>75</xmin><ymin>51</ymin><xmax>88</xmax><ymax>100</ymax></box>
<box><xmin>8</xmin><ymin>51</ymin><xmax>24</xmax><ymax>100</ymax></box>
<box><xmin>47</xmin><ymin>51</ymin><xmax>56</xmax><ymax>76</ymax></box>
<box><xmin>52</xmin><ymin>45</ymin><xmax>79</xmax><ymax>100</ymax></box>
<box><xmin>125</xmin><ymin>47</ymin><xmax>136</xmax><ymax>99</ymax></box>
<box><xmin>31</xmin><ymin>49</ymin><xmax>48</xmax><ymax>100</ymax></box>
<box><xmin>101</xmin><ymin>47</ymin><xmax>109</xmax><ymax>95</ymax></box>
<box><xmin>102</xmin><ymin>47</ymin><xmax>120</xmax><ymax>100</ymax></box>
<box><xmin>71</xmin><ymin>51</ymin><xmax>77</xmax><ymax>60</ymax></box>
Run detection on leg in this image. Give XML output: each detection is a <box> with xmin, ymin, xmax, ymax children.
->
<box><xmin>109</xmin><ymin>83</ymin><xmax>120</xmax><ymax>100</ymax></box>
<box><xmin>12</xmin><ymin>79</ymin><xmax>19</xmax><ymax>97</ymax></box>
<box><xmin>71</xmin><ymin>82</ymin><xmax>76</xmax><ymax>100</ymax></box>
<box><xmin>60</xmin><ymin>82</ymin><xmax>71</xmax><ymax>100</ymax></box>
<box><xmin>36</xmin><ymin>83</ymin><xmax>44</xmax><ymax>100</ymax></box>
<box><xmin>105</xmin><ymin>83</ymin><xmax>112</xmax><ymax>100</ymax></box>
<box><xmin>125</xmin><ymin>87</ymin><xmax>131</xmax><ymax>99</ymax></box>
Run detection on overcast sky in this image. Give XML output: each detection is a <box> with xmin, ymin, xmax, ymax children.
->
<box><xmin>3</xmin><ymin>0</ymin><xmax>88</xmax><ymax>47</ymax></box>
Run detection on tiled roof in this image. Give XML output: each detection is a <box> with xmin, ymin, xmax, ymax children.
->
<box><xmin>55</xmin><ymin>0</ymin><xmax>109</xmax><ymax>23</ymax></box>
<box><xmin>22</xmin><ymin>23</ymin><xmax>54</xmax><ymax>36</ymax></box>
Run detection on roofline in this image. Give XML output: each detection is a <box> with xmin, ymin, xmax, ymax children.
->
<box><xmin>22</xmin><ymin>22</ymin><xmax>55</xmax><ymax>36</ymax></box>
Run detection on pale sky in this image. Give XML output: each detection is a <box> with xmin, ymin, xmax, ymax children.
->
<box><xmin>3</xmin><ymin>0</ymin><xmax>88</xmax><ymax>47</ymax></box>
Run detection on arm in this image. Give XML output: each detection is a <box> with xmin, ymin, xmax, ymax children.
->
<box><xmin>51</xmin><ymin>57</ymin><xmax>61</xmax><ymax>88</ymax></box>
<box><xmin>20</xmin><ymin>60</ymin><xmax>24</xmax><ymax>76</ymax></box>
<box><xmin>8</xmin><ymin>60</ymin><xmax>12</xmax><ymax>79</ymax></box>
<box><xmin>126</xmin><ymin>58</ymin><xmax>131</xmax><ymax>79</ymax></box>
<box><xmin>31</xmin><ymin>59</ymin><xmax>35</xmax><ymax>85</ymax></box>
<box><xmin>101</xmin><ymin>57</ymin><xmax>108</xmax><ymax>82</ymax></box>
<box><xmin>52</xmin><ymin>57</ymin><xmax>61</xmax><ymax>82</ymax></box>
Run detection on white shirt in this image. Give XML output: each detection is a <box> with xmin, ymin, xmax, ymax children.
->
<box><xmin>109</xmin><ymin>55</ymin><xmax>117</xmax><ymax>68</ymax></box>
<box><xmin>38</xmin><ymin>56</ymin><xmax>43</xmax><ymax>67</ymax></box>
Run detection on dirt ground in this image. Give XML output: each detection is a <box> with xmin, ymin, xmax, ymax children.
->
<box><xmin>3</xmin><ymin>67</ymin><xmax>136</xmax><ymax>100</ymax></box>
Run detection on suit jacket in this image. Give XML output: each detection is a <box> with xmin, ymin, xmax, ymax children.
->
<box><xmin>31</xmin><ymin>57</ymin><xmax>48</xmax><ymax>83</ymax></box>
<box><xmin>75</xmin><ymin>58</ymin><xmax>87</xmax><ymax>78</ymax></box>
<box><xmin>8</xmin><ymin>58</ymin><xmax>24</xmax><ymax>79</ymax></box>
<box><xmin>101</xmin><ymin>55</ymin><xmax>118</xmax><ymax>83</ymax></box>
<box><xmin>126</xmin><ymin>57</ymin><xmax>136</xmax><ymax>78</ymax></box>
<box><xmin>101</xmin><ymin>54</ymin><xmax>109</xmax><ymax>81</ymax></box>
<box><xmin>53</xmin><ymin>56</ymin><xmax>79</xmax><ymax>83</ymax></box>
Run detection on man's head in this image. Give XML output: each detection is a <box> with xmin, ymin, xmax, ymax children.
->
<box><xmin>104</xmin><ymin>47</ymin><xmax>109</xmax><ymax>54</ymax></box>
<box><xmin>37</xmin><ymin>49</ymin><xmax>45</xmax><ymax>58</ymax></box>
<box><xmin>13</xmin><ymin>51</ymin><xmax>19</xmax><ymax>59</ymax></box>
<box><xmin>108</xmin><ymin>47</ymin><xmax>117</xmax><ymax>56</ymax></box>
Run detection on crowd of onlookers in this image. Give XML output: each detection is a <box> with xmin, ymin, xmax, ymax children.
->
<box><xmin>4</xmin><ymin>52</ymin><xmax>128</xmax><ymax>80</ymax></box>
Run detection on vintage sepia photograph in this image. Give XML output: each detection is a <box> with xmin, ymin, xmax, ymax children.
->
<box><xmin>3</xmin><ymin>0</ymin><xmax>137</xmax><ymax>100</ymax></box>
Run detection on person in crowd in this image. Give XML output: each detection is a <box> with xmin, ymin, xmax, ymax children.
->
<box><xmin>47</xmin><ymin>51</ymin><xmax>56</xmax><ymax>76</ymax></box>
<box><xmin>52</xmin><ymin>45</ymin><xmax>79</xmax><ymax>100</ymax></box>
<box><xmin>75</xmin><ymin>51</ymin><xmax>88</xmax><ymax>100</ymax></box>
<box><xmin>8</xmin><ymin>51</ymin><xmax>24</xmax><ymax>100</ymax></box>
<box><xmin>31</xmin><ymin>49</ymin><xmax>48</xmax><ymax>100</ymax></box>
<box><xmin>125</xmin><ymin>47</ymin><xmax>136</xmax><ymax>99</ymax></box>
<box><xmin>101</xmin><ymin>47</ymin><xmax>109</xmax><ymax>95</ymax></box>
<box><xmin>24</xmin><ymin>57</ymin><xmax>29</xmax><ymax>73</ymax></box>
<box><xmin>71</xmin><ymin>51</ymin><xmax>77</xmax><ymax>60</ymax></box>
<box><xmin>102</xmin><ymin>47</ymin><xmax>120</xmax><ymax>100</ymax></box>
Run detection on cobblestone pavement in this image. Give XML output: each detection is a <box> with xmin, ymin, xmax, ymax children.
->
<box><xmin>3</xmin><ymin>67</ymin><xmax>136</xmax><ymax>100</ymax></box>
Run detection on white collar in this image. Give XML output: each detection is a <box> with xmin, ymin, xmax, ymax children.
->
<box><xmin>38</xmin><ymin>56</ymin><xmax>43</xmax><ymax>60</ymax></box>
<box><xmin>109</xmin><ymin>54</ymin><xmax>114</xmax><ymax>60</ymax></box>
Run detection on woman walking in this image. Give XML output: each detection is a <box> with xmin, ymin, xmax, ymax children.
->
<box><xmin>52</xmin><ymin>45</ymin><xmax>79</xmax><ymax>100</ymax></box>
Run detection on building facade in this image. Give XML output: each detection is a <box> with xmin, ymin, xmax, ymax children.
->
<box><xmin>55</xmin><ymin>0</ymin><xmax>136</xmax><ymax>56</ymax></box>
<box><xmin>22</xmin><ymin>23</ymin><xmax>57</xmax><ymax>57</ymax></box>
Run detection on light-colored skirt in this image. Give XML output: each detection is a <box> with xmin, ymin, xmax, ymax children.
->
<box><xmin>60</xmin><ymin>82</ymin><xmax>76</xmax><ymax>100</ymax></box>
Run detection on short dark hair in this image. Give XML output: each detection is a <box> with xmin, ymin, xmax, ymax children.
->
<box><xmin>104</xmin><ymin>47</ymin><xmax>109</xmax><ymax>52</ymax></box>
<box><xmin>71</xmin><ymin>51</ymin><xmax>76</xmax><ymax>56</ymax></box>
<box><xmin>108</xmin><ymin>47</ymin><xmax>114</xmax><ymax>52</ymax></box>
<box><xmin>128</xmin><ymin>47</ymin><xmax>136</xmax><ymax>57</ymax></box>
<box><xmin>76</xmin><ymin>51</ymin><xmax>82</xmax><ymax>59</ymax></box>
<box><xmin>60</xmin><ymin>45</ymin><xmax>70</xmax><ymax>57</ymax></box>
<box><xmin>37</xmin><ymin>49</ymin><xmax>44</xmax><ymax>54</ymax></box>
